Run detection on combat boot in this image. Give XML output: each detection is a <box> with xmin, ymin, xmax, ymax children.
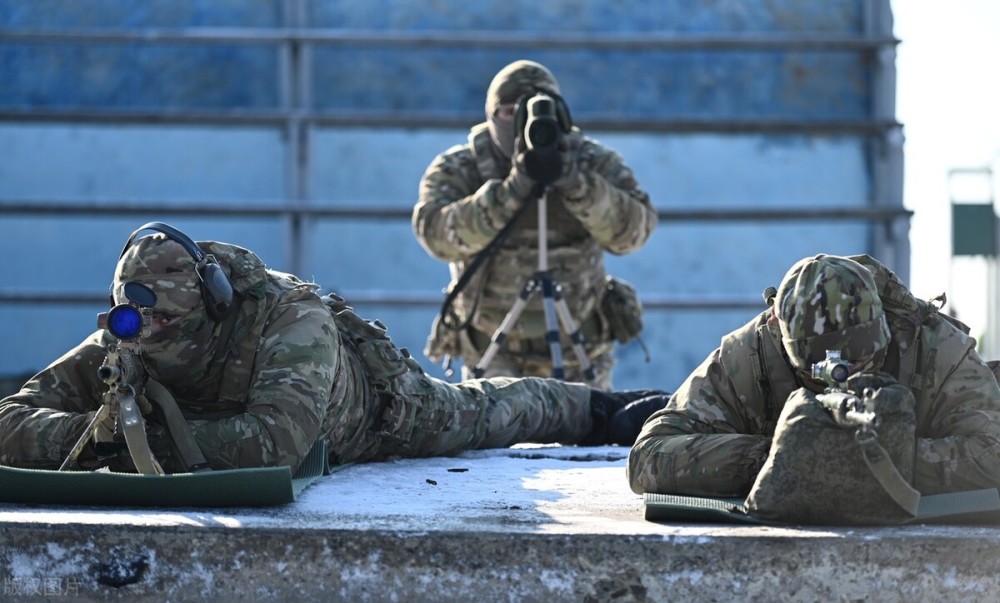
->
<box><xmin>582</xmin><ymin>389</ymin><xmax>670</xmax><ymax>446</ymax></box>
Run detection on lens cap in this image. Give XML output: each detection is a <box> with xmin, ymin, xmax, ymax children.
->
<box><xmin>123</xmin><ymin>281</ymin><xmax>157</xmax><ymax>308</ymax></box>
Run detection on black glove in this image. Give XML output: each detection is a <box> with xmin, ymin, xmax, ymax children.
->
<box><xmin>550</xmin><ymin>130</ymin><xmax>587</xmax><ymax>197</ymax></box>
<box><xmin>608</xmin><ymin>393</ymin><xmax>670</xmax><ymax>446</ymax></box>
<box><xmin>502</xmin><ymin>149</ymin><xmax>539</xmax><ymax>201</ymax></box>
<box><xmin>520</xmin><ymin>147</ymin><xmax>563</xmax><ymax>186</ymax></box>
<box><xmin>584</xmin><ymin>389</ymin><xmax>670</xmax><ymax>446</ymax></box>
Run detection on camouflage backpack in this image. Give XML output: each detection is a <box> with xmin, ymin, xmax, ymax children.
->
<box><xmin>745</xmin><ymin>379</ymin><xmax>919</xmax><ymax>525</ymax></box>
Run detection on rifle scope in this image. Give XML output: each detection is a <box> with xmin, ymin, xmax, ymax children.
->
<box><xmin>812</xmin><ymin>350</ymin><xmax>850</xmax><ymax>386</ymax></box>
<box><xmin>101</xmin><ymin>304</ymin><xmax>144</xmax><ymax>340</ymax></box>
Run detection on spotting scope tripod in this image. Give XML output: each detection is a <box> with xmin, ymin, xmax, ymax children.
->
<box><xmin>471</xmin><ymin>187</ymin><xmax>597</xmax><ymax>383</ymax></box>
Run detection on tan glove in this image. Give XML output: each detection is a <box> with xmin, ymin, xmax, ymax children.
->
<box><xmin>90</xmin><ymin>404</ymin><xmax>118</xmax><ymax>445</ymax></box>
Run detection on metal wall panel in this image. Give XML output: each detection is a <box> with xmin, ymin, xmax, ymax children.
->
<box><xmin>0</xmin><ymin>0</ymin><xmax>903</xmax><ymax>391</ymax></box>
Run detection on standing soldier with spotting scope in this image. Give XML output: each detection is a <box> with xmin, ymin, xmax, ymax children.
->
<box><xmin>413</xmin><ymin>60</ymin><xmax>657</xmax><ymax>390</ymax></box>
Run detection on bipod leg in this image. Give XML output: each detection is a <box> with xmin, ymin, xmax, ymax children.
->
<box><xmin>551</xmin><ymin>280</ymin><xmax>597</xmax><ymax>383</ymax></box>
<box><xmin>59</xmin><ymin>403</ymin><xmax>112</xmax><ymax>471</ymax></box>
<box><xmin>472</xmin><ymin>276</ymin><xmax>540</xmax><ymax>378</ymax></box>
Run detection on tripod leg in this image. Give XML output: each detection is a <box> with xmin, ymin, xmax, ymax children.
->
<box><xmin>540</xmin><ymin>277</ymin><xmax>566</xmax><ymax>379</ymax></box>
<box><xmin>552</xmin><ymin>281</ymin><xmax>598</xmax><ymax>383</ymax></box>
<box><xmin>472</xmin><ymin>278</ymin><xmax>539</xmax><ymax>378</ymax></box>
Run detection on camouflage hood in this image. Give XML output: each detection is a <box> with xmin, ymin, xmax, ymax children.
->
<box><xmin>113</xmin><ymin>234</ymin><xmax>269</xmax><ymax>385</ymax></box>
<box><xmin>775</xmin><ymin>254</ymin><xmax>891</xmax><ymax>372</ymax></box>
<box><xmin>485</xmin><ymin>59</ymin><xmax>561</xmax><ymax>158</ymax></box>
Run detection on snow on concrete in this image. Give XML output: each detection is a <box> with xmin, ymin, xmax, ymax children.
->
<box><xmin>0</xmin><ymin>444</ymin><xmax>662</xmax><ymax>535</ymax></box>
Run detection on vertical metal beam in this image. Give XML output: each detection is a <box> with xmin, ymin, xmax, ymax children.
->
<box><xmin>280</xmin><ymin>0</ymin><xmax>311</xmax><ymax>275</ymax></box>
<box><xmin>983</xmin><ymin>165</ymin><xmax>998</xmax><ymax>358</ymax></box>
<box><xmin>865</xmin><ymin>0</ymin><xmax>909</xmax><ymax>284</ymax></box>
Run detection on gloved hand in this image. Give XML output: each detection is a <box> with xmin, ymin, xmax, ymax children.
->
<box><xmin>520</xmin><ymin>149</ymin><xmax>563</xmax><ymax>187</ymax></box>
<box><xmin>584</xmin><ymin>388</ymin><xmax>671</xmax><ymax>446</ymax></box>
<box><xmin>91</xmin><ymin>406</ymin><xmax>118</xmax><ymax>445</ymax></box>
<box><xmin>847</xmin><ymin>372</ymin><xmax>916</xmax><ymax>415</ymax></box>
<box><xmin>83</xmin><ymin>405</ymin><xmax>126</xmax><ymax>463</ymax></box>
<box><xmin>845</xmin><ymin>371</ymin><xmax>898</xmax><ymax>393</ymax></box>
<box><xmin>501</xmin><ymin>130</ymin><xmax>542</xmax><ymax>202</ymax></box>
<box><xmin>84</xmin><ymin>386</ymin><xmax>158</xmax><ymax>468</ymax></box>
<box><xmin>550</xmin><ymin>130</ymin><xmax>587</xmax><ymax>197</ymax></box>
<box><xmin>848</xmin><ymin>372</ymin><xmax>915</xmax><ymax>417</ymax></box>
<box><xmin>510</xmin><ymin>120</ymin><xmax>564</xmax><ymax>188</ymax></box>
<box><xmin>81</xmin><ymin>412</ymin><xmax>181</xmax><ymax>473</ymax></box>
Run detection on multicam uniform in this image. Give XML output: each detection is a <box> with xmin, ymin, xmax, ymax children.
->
<box><xmin>412</xmin><ymin>60</ymin><xmax>656</xmax><ymax>389</ymax></box>
<box><xmin>628</xmin><ymin>254</ymin><xmax>1000</xmax><ymax>497</ymax></box>
<box><xmin>0</xmin><ymin>236</ymin><xmax>597</xmax><ymax>473</ymax></box>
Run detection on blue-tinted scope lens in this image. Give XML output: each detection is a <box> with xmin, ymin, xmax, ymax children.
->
<box><xmin>106</xmin><ymin>304</ymin><xmax>144</xmax><ymax>340</ymax></box>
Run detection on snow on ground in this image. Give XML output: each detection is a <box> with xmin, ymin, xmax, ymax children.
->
<box><xmin>0</xmin><ymin>445</ymin><xmax>665</xmax><ymax>535</ymax></box>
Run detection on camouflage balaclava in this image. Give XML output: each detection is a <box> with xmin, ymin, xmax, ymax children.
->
<box><xmin>775</xmin><ymin>254</ymin><xmax>890</xmax><ymax>380</ymax></box>
<box><xmin>112</xmin><ymin>234</ymin><xmax>225</xmax><ymax>383</ymax></box>
<box><xmin>485</xmin><ymin>59</ymin><xmax>561</xmax><ymax>158</ymax></box>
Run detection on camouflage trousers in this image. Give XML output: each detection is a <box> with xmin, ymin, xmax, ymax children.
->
<box><xmin>359</xmin><ymin>370</ymin><xmax>594</xmax><ymax>462</ymax></box>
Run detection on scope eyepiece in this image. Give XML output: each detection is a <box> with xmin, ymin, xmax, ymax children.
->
<box><xmin>100</xmin><ymin>303</ymin><xmax>145</xmax><ymax>340</ymax></box>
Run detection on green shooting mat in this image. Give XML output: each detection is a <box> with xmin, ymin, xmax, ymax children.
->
<box><xmin>644</xmin><ymin>488</ymin><xmax>1000</xmax><ymax>526</ymax></box>
<box><xmin>0</xmin><ymin>439</ymin><xmax>331</xmax><ymax>508</ymax></box>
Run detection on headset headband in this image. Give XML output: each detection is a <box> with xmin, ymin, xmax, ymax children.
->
<box><xmin>114</xmin><ymin>222</ymin><xmax>234</xmax><ymax>320</ymax></box>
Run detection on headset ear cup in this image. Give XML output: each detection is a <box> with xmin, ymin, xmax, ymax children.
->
<box><xmin>117</xmin><ymin>222</ymin><xmax>237</xmax><ymax>321</ymax></box>
<box><xmin>198</xmin><ymin>261</ymin><xmax>234</xmax><ymax>320</ymax></box>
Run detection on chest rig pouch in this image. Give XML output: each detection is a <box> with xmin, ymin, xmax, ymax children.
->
<box><xmin>598</xmin><ymin>275</ymin><xmax>644</xmax><ymax>344</ymax></box>
<box><xmin>322</xmin><ymin>293</ymin><xmax>413</xmax><ymax>383</ymax></box>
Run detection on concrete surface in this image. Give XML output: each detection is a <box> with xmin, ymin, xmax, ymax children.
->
<box><xmin>2</xmin><ymin>444</ymin><xmax>1000</xmax><ymax>602</ymax></box>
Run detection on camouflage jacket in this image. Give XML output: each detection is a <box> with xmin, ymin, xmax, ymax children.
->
<box><xmin>412</xmin><ymin>123</ymin><xmax>657</xmax><ymax>341</ymax></box>
<box><xmin>628</xmin><ymin>258</ymin><xmax>1000</xmax><ymax>497</ymax></box>
<box><xmin>0</xmin><ymin>248</ymin><xmax>380</xmax><ymax>473</ymax></box>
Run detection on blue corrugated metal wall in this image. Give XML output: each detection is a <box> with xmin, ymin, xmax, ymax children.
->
<box><xmin>0</xmin><ymin>0</ymin><xmax>903</xmax><ymax>391</ymax></box>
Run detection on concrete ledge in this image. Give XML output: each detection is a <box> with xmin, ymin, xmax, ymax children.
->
<box><xmin>2</xmin><ymin>446</ymin><xmax>1000</xmax><ymax>601</ymax></box>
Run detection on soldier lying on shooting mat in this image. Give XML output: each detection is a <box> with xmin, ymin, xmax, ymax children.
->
<box><xmin>412</xmin><ymin>59</ymin><xmax>657</xmax><ymax>389</ymax></box>
<box><xmin>628</xmin><ymin>254</ymin><xmax>1000</xmax><ymax>524</ymax></box>
<box><xmin>0</xmin><ymin>223</ymin><xmax>668</xmax><ymax>474</ymax></box>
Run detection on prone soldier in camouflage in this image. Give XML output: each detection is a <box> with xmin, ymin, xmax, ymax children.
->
<box><xmin>0</xmin><ymin>227</ymin><xmax>668</xmax><ymax>473</ymax></box>
<box><xmin>628</xmin><ymin>254</ymin><xmax>1000</xmax><ymax>498</ymax></box>
<box><xmin>412</xmin><ymin>59</ymin><xmax>657</xmax><ymax>389</ymax></box>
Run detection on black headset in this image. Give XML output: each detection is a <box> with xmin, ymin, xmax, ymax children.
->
<box><xmin>115</xmin><ymin>221</ymin><xmax>235</xmax><ymax>321</ymax></box>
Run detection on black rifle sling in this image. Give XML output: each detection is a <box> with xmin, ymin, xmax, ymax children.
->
<box><xmin>436</xmin><ymin>186</ymin><xmax>541</xmax><ymax>330</ymax></box>
<box><xmin>143</xmin><ymin>379</ymin><xmax>211</xmax><ymax>472</ymax></box>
